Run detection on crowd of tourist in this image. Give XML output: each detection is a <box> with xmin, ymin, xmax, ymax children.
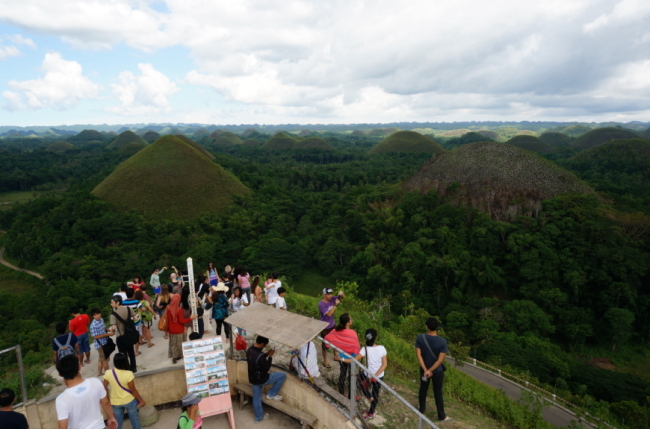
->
<box><xmin>0</xmin><ymin>263</ymin><xmax>451</xmax><ymax>429</ymax></box>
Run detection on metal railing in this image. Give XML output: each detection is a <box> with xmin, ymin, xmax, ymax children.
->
<box><xmin>0</xmin><ymin>345</ymin><xmax>28</xmax><ymax>407</ymax></box>
<box><xmin>318</xmin><ymin>336</ymin><xmax>440</xmax><ymax>429</ymax></box>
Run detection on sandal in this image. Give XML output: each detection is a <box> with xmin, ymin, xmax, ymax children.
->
<box><xmin>135</xmin><ymin>352</ymin><xmax>142</xmax><ymax>356</ymax></box>
<box><xmin>148</xmin><ymin>343</ymin><xmax>155</xmax><ymax>348</ymax></box>
<box><xmin>323</xmin><ymin>363</ymin><xmax>332</xmax><ymax>369</ymax></box>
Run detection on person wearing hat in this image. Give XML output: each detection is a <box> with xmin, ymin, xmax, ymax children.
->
<box><xmin>207</xmin><ymin>283</ymin><xmax>231</xmax><ymax>339</ymax></box>
<box><xmin>178</xmin><ymin>393</ymin><xmax>202</xmax><ymax>429</ymax></box>
<box><xmin>318</xmin><ymin>288</ymin><xmax>343</xmax><ymax>368</ymax></box>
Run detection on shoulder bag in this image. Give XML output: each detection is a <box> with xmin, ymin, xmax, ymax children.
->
<box><xmin>419</xmin><ymin>334</ymin><xmax>446</xmax><ymax>372</ymax></box>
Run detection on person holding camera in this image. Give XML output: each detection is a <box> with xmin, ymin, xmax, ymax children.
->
<box><xmin>246</xmin><ymin>336</ymin><xmax>286</xmax><ymax>423</ymax></box>
<box><xmin>318</xmin><ymin>288</ymin><xmax>344</xmax><ymax>368</ymax></box>
<box><xmin>415</xmin><ymin>317</ymin><xmax>452</xmax><ymax>422</ymax></box>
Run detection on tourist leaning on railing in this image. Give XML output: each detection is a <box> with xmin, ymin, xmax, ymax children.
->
<box><xmin>327</xmin><ymin>313</ymin><xmax>360</xmax><ymax>396</ymax></box>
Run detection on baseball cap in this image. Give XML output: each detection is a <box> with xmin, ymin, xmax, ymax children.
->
<box><xmin>182</xmin><ymin>393</ymin><xmax>201</xmax><ymax>407</ymax></box>
<box><xmin>322</xmin><ymin>288</ymin><xmax>334</xmax><ymax>295</ymax></box>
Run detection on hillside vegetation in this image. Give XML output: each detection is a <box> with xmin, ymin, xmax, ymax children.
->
<box><xmin>571</xmin><ymin>127</ymin><xmax>639</xmax><ymax>150</ymax></box>
<box><xmin>172</xmin><ymin>135</ymin><xmax>215</xmax><ymax>160</ymax></box>
<box><xmin>506</xmin><ymin>135</ymin><xmax>555</xmax><ymax>154</ymax></box>
<box><xmin>67</xmin><ymin>129</ymin><xmax>106</xmax><ymax>145</ymax></box>
<box><xmin>294</xmin><ymin>137</ymin><xmax>335</xmax><ymax>150</ymax></box>
<box><xmin>261</xmin><ymin>132</ymin><xmax>297</xmax><ymax>150</ymax></box>
<box><xmin>142</xmin><ymin>131</ymin><xmax>161</xmax><ymax>143</ymax></box>
<box><xmin>46</xmin><ymin>141</ymin><xmax>75</xmax><ymax>152</ymax></box>
<box><xmin>106</xmin><ymin>130</ymin><xmax>148</xmax><ymax>150</ymax></box>
<box><xmin>369</xmin><ymin>131</ymin><xmax>445</xmax><ymax>154</ymax></box>
<box><xmin>539</xmin><ymin>132</ymin><xmax>573</xmax><ymax>147</ymax></box>
<box><xmin>403</xmin><ymin>141</ymin><xmax>594</xmax><ymax>220</ymax></box>
<box><xmin>92</xmin><ymin>135</ymin><xmax>249</xmax><ymax>220</ymax></box>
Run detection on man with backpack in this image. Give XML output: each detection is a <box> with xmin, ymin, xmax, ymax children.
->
<box><xmin>246</xmin><ymin>336</ymin><xmax>286</xmax><ymax>423</ymax></box>
<box><xmin>52</xmin><ymin>321</ymin><xmax>79</xmax><ymax>363</ymax></box>
<box><xmin>110</xmin><ymin>296</ymin><xmax>139</xmax><ymax>372</ymax></box>
<box><xmin>415</xmin><ymin>317</ymin><xmax>452</xmax><ymax>422</ymax></box>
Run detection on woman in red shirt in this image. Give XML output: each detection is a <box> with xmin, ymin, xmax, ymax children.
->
<box><xmin>167</xmin><ymin>294</ymin><xmax>197</xmax><ymax>364</ymax></box>
<box><xmin>128</xmin><ymin>276</ymin><xmax>145</xmax><ymax>291</ymax></box>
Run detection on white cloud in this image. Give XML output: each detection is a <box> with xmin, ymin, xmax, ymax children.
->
<box><xmin>7</xmin><ymin>34</ymin><xmax>36</xmax><ymax>49</ymax></box>
<box><xmin>2</xmin><ymin>52</ymin><xmax>99</xmax><ymax>110</ymax></box>
<box><xmin>0</xmin><ymin>44</ymin><xmax>21</xmax><ymax>60</ymax></box>
<box><xmin>1</xmin><ymin>0</ymin><xmax>650</xmax><ymax>121</ymax></box>
<box><xmin>0</xmin><ymin>33</ymin><xmax>35</xmax><ymax>60</ymax></box>
<box><xmin>107</xmin><ymin>63</ymin><xmax>180</xmax><ymax>115</ymax></box>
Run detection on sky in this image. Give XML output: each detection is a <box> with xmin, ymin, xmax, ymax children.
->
<box><xmin>0</xmin><ymin>0</ymin><xmax>649</xmax><ymax>126</ymax></box>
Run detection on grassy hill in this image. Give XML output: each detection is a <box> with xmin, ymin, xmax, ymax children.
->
<box><xmin>506</xmin><ymin>135</ymin><xmax>555</xmax><ymax>154</ymax></box>
<box><xmin>46</xmin><ymin>141</ymin><xmax>75</xmax><ymax>152</ymax></box>
<box><xmin>294</xmin><ymin>137</ymin><xmax>335</xmax><ymax>150</ymax></box>
<box><xmin>67</xmin><ymin>129</ymin><xmax>106</xmax><ymax>146</ymax></box>
<box><xmin>539</xmin><ymin>132</ymin><xmax>574</xmax><ymax>147</ymax></box>
<box><xmin>369</xmin><ymin>131</ymin><xmax>445</xmax><ymax>155</ymax></box>
<box><xmin>213</xmin><ymin>132</ymin><xmax>244</xmax><ymax>147</ymax></box>
<box><xmin>402</xmin><ymin>141</ymin><xmax>594</xmax><ymax>221</ymax></box>
<box><xmin>261</xmin><ymin>132</ymin><xmax>297</xmax><ymax>150</ymax></box>
<box><xmin>515</xmin><ymin>130</ymin><xmax>537</xmax><ymax>136</ymax></box>
<box><xmin>142</xmin><ymin>131</ymin><xmax>161</xmax><ymax>143</ymax></box>
<box><xmin>191</xmin><ymin>128</ymin><xmax>210</xmax><ymax>140</ymax></box>
<box><xmin>106</xmin><ymin>130</ymin><xmax>148</xmax><ymax>150</ymax></box>
<box><xmin>571</xmin><ymin>127</ymin><xmax>639</xmax><ymax>150</ymax></box>
<box><xmin>172</xmin><ymin>135</ymin><xmax>215</xmax><ymax>160</ymax></box>
<box><xmin>640</xmin><ymin>128</ymin><xmax>650</xmax><ymax>139</ymax></box>
<box><xmin>439</xmin><ymin>129</ymin><xmax>471</xmax><ymax>137</ymax></box>
<box><xmin>477</xmin><ymin>130</ymin><xmax>500</xmax><ymax>140</ymax></box>
<box><xmin>550</xmin><ymin>124</ymin><xmax>593</xmax><ymax>137</ymax></box>
<box><xmin>92</xmin><ymin>135</ymin><xmax>249</xmax><ymax>221</ymax></box>
<box><xmin>298</xmin><ymin>129</ymin><xmax>313</xmax><ymax>136</ymax></box>
<box><xmin>351</xmin><ymin>130</ymin><xmax>366</xmax><ymax>136</ymax></box>
<box><xmin>119</xmin><ymin>141</ymin><xmax>148</xmax><ymax>156</ymax></box>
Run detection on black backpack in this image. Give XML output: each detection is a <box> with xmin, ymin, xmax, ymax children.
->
<box><xmin>112</xmin><ymin>307</ymin><xmax>140</xmax><ymax>345</ymax></box>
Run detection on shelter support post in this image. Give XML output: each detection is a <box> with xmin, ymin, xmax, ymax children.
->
<box><xmin>350</xmin><ymin>360</ymin><xmax>357</xmax><ymax>417</ymax></box>
<box><xmin>16</xmin><ymin>345</ymin><xmax>27</xmax><ymax>405</ymax></box>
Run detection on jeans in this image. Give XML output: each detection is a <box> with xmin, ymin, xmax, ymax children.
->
<box><xmin>252</xmin><ymin>372</ymin><xmax>286</xmax><ymax>421</ymax></box>
<box><xmin>116</xmin><ymin>336</ymin><xmax>137</xmax><ymax>372</ymax></box>
<box><xmin>215</xmin><ymin>319</ymin><xmax>231</xmax><ymax>339</ymax></box>
<box><xmin>241</xmin><ymin>287</ymin><xmax>251</xmax><ymax>304</ymax></box>
<box><xmin>113</xmin><ymin>398</ymin><xmax>141</xmax><ymax>429</ymax></box>
<box><xmin>419</xmin><ymin>369</ymin><xmax>445</xmax><ymax>420</ymax></box>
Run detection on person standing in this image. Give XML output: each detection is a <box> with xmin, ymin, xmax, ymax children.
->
<box><xmin>237</xmin><ymin>267</ymin><xmax>251</xmax><ymax>303</ymax></box>
<box><xmin>69</xmin><ymin>306</ymin><xmax>91</xmax><ymax>367</ymax></box>
<box><xmin>52</xmin><ymin>322</ymin><xmax>79</xmax><ymax>364</ymax></box>
<box><xmin>121</xmin><ymin>289</ymin><xmax>143</xmax><ymax>356</ymax></box>
<box><xmin>167</xmin><ymin>294</ymin><xmax>198</xmax><ymax>364</ymax></box>
<box><xmin>0</xmin><ymin>388</ymin><xmax>29</xmax><ymax>429</ymax></box>
<box><xmin>103</xmin><ymin>353</ymin><xmax>146</xmax><ymax>429</ymax></box>
<box><xmin>206</xmin><ymin>263</ymin><xmax>218</xmax><ymax>287</ymax></box>
<box><xmin>326</xmin><ymin>314</ymin><xmax>360</xmax><ymax>395</ymax></box>
<box><xmin>264</xmin><ymin>274</ymin><xmax>280</xmax><ymax>307</ymax></box>
<box><xmin>55</xmin><ymin>354</ymin><xmax>117</xmax><ymax>429</ymax></box>
<box><xmin>90</xmin><ymin>308</ymin><xmax>114</xmax><ymax>377</ymax></box>
<box><xmin>252</xmin><ymin>276</ymin><xmax>263</xmax><ymax>303</ymax></box>
<box><xmin>110</xmin><ymin>296</ymin><xmax>137</xmax><ymax>372</ymax></box>
<box><xmin>208</xmin><ymin>283</ymin><xmax>231</xmax><ymax>339</ymax></box>
<box><xmin>356</xmin><ymin>329</ymin><xmax>387</xmax><ymax>420</ymax></box>
<box><xmin>246</xmin><ymin>336</ymin><xmax>286</xmax><ymax>423</ymax></box>
<box><xmin>318</xmin><ymin>288</ymin><xmax>341</xmax><ymax>368</ymax></box>
<box><xmin>415</xmin><ymin>317</ymin><xmax>452</xmax><ymax>422</ymax></box>
<box><xmin>230</xmin><ymin>286</ymin><xmax>249</xmax><ymax>336</ymax></box>
<box><xmin>135</xmin><ymin>290</ymin><xmax>156</xmax><ymax>348</ymax></box>
<box><xmin>149</xmin><ymin>266</ymin><xmax>167</xmax><ymax>299</ymax></box>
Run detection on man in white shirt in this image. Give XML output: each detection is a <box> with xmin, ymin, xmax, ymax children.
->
<box><xmin>275</xmin><ymin>287</ymin><xmax>287</xmax><ymax>310</ymax></box>
<box><xmin>55</xmin><ymin>354</ymin><xmax>117</xmax><ymax>429</ymax></box>
<box><xmin>265</xmin><ymin>272</ymin><xmax>281</xmax><ymax>306</ymax></box>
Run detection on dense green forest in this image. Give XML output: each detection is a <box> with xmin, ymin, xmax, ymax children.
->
<box><xmin>0</xmin><ymin>131</ymin><xmax>649</xmax><ymax>427</ymax></box>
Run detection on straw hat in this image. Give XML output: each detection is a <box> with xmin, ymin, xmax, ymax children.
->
<box><xmin>211</xmin><ymin>282</ymin><xmax>229</xmax><ymax>292</ymax></box>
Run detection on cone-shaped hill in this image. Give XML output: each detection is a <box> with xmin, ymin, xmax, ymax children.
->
<box><xmin>369</xmin><ymin>131</ymin><xmax>445</xmax><ymax>155</ymax></box>
<box><xmin>92</xmin><ymin>135</ymin><xmax>249</xmax><ymax>221</ymax></box>
<box><xmin>172</xmin><ymin>135</ymin><xmax>215</xmax><ymax>160</ymax></box>
<box><xmin>477</xmin><ymin>130</ymin><xmax>499</xmax><ymax>140</ymax></box>
<box><xmin>213</xmin><ymin>132</ymin><xmax>244</xmax><ymax>147</ymax></box>
<box><xmin>67</xmin><ymin>129</ymin><xmax>106</xmax><ymax>145</ymax></box>
<box><xmin>294</xmin><ymin>137</ymin><xmax>335</xmax><ymax>150</ymax></box>
<box><xmin>119</xmin><ymin>141</ymin><xmax>148</xmax><ymax>156</ymax></box>
<box><xmin>106</xmin><ymin>131</ymin><xmax>148</xmax><ymax>150</ymax></box>
<box><xmin>439</xmin><ymin>129</ymin><xmax>471</xmax><ymax>137</ymax></box>
<box><xmin>46</xmin><ymin>141</ymin><xmax>75</xmax><ymax>152</ymax></box>
<box><xmin>351</xmin><ymin>130</ymin><xmax>366</xmax><ymax>136</ymax></box>
<box><xmin>571</xmin><ymin>127</ymin><xmax>639</xmax><ymax>150</ymax></box>
<box><xmin>143</xmin><ymin>131</ymin><xmax>161</xmax><ymax>143</ymax></box>
<box><xmin>539</xmin><ymin>132</ymin><xmax>573</xmax><ymax>147</ymax></box>
<box><xmin>261</xmin><ymin>132</ymin><xmax>297</xmax><ymax>150</ymax></box>
<box><xmin>192</xmin><ymin>128</ymin><xmax>210</xmax><ymax>140</ymax></box>
<box><xmin>506</xmin><ymin>135</ymin><xmax>554</xmax><ymax>154</ymax></box>
<box><xmin>243</xmin><ymin>139</ymin><xmax>261</xmax><ymax>147</ymax></box>
<box><xmin>402</xmin><ymin>142</ymin><xmax>594</xmax><ymax>221</ymax></box>
<box><xmin>567</xmin><ymin>138</ymin><xmax>650</xmax><ymax>174</ymax></box>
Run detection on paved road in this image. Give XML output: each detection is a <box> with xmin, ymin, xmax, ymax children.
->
<box><xmin>448</xmin><ymin>358</ymin><xmax>583</xmax><ymax>427</ymax></box>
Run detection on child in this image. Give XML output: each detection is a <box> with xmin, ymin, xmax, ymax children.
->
<box><xmin>90</xmin><ymin>308</ymin><xmax>114</xmax><ymax>376</ymax></box>
<box><xmin>178</xmin><ymin>393</ymin><xmax>202</xmax><ymax>429</ymax></box>
<box><xmin>275</xmin><ymin>287</ymin><xmax>287</xmax><ymax>311</ymax></box>
<box><xmin>0</xmin><ymin>388</ymin><xmax>29</xmax><ymax>429</ymax></box>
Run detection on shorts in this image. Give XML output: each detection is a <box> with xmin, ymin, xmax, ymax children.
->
<box><xmin>97</xmin><ymin>346</ymin><xmax>108</xmax><ymax>363</ymax></box>
<box><xmin>142</xmin><ymin>319</ymin><xmax>152</xmax><ymax>328</ymax></box>
<box><xmin>77</xmin><ymin>333</ymin><xmax>91</xmax><ymax>354</ymax></box>
<box><xmin>320</xmin><ymin>328</ymin><xmax>334</xmax><ymax>351</ymax></box>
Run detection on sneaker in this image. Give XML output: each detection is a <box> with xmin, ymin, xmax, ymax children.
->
<box><xmin>255</xmin><ymin>413</ymin><xmax>270</xmax><ymax>423</ymax></box>
<box><xmin>266</xmin><ymin>394</ymin><xmax>283</xmax><ymax>401</ymax></box>
<box><xmin>363</xmin><ymin>410</ymin><xmax>375</xmax><ymax>420</ymax></box>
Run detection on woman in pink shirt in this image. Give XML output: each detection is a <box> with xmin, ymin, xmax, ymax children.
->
<box><xmin>237</xmin><ymin>267</ymin><xmax>251</xmax><ymax>303</ymax></box>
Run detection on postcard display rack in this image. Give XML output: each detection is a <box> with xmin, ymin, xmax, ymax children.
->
<box><xmin>182</xmin><ymin>335</ymin><xmax>236</xmax><ymax>428</ymax></box>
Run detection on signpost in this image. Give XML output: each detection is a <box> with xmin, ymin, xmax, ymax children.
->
<box><xmin>186</xmin><ymin>257</ymin><xmax>199</xmax><ymax>333</ymax></box>
<box><xmin>182</xmin><ymin>335</ymin><xmax>235</xmax><ymax>428</ymax></box>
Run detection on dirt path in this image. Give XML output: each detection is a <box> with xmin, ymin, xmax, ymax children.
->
<box><xmin>0</xmin><ymin>247</ymin><xmax>44</xmax><ymax>280</ymax></box>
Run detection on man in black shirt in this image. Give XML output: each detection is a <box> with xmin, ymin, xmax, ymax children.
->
<box><xmin>246</xmin><ymin>336</ymin><xmax>286</xmax><ymax>423</ymax></box>
<box><xmin>0</xmin><ymin>388</ymin><xmax>29</xmax><ymax>429</ymax></box>
<box><xmin>415</xmin><ymin>317</ymin><xmax>452</xmax><ymax>422</ymax></box>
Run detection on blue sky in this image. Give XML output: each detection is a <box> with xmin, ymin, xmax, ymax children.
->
<box><xmin>1</xmin><ymin>0</ymin><xmax>649</xmax><ymax>126</ymax></box>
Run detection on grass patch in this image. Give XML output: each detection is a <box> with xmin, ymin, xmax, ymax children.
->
<box><xmin>0</xmin><ymin>260</ymin><xmax>40</xmax><ymax>293</ymax></box>
<box><xmin>292</xmin><ymin>268</ymin><xmax>335</xmax><ymax>297</ymax></box>
<box><xmin>0</xmin><ymin>191</ymin><xmax>43</xmax><ymax>211</ymax></box>
<box><xmin>369</xmin><ymin>131</ymin><xmax>445</xmax><ymax>155</ymax></box>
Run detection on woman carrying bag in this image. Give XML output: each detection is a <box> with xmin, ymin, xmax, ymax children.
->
<box><xmin>208</xmin><ymin>283</ymin><xmax>230</xmax><ymax>339</ymax></box>
<box><xmin>103</xmin><ymin>353</ymin><xmax>146</xmax><ymax>429</ymax></box>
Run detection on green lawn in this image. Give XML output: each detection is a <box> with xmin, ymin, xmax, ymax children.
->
<box><xmin>291</xmin><ymin>267</ymin><xmax>335</xmax><ymax>298</ymax></box>
<box><xmin>0</xmin><ymin>191</ymin><xmax>43</xmax><ymax>211</ymax></box>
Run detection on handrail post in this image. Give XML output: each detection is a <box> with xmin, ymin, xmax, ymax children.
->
<box><xmin>16</xmin><ymin>345</ymin><xmax>27</xmax><ymax>404</ymax></box>
<box><xmin>350</xmin><ymin>360</ymin><xmax>357</xmax><ymax>418</ymax></box>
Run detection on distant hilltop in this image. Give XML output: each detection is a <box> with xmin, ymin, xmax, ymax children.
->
<box><xmin>2</xmin><ymin>121</ymin><xmax>650</xmax><ymax>138</ymax></box>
